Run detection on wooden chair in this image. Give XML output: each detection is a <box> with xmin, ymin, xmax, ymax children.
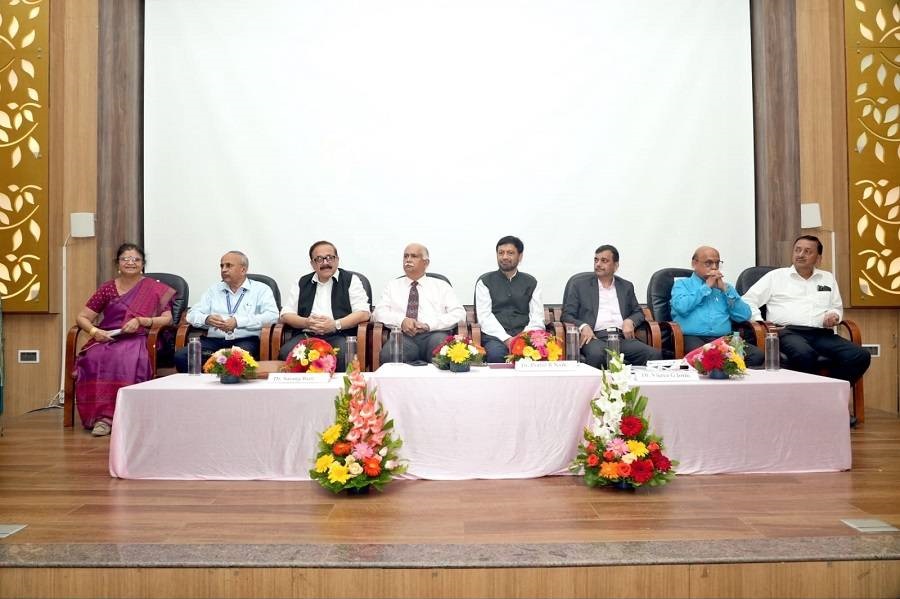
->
<box><xmin>267</xmin><ymin>270</ymin><xmax>373</xmax><ymax>371</ymax></box>
<box><xmin>63</xmin><ymin>272</ymin><xmax>188</xmax><ymax>428</ymax></box>
<box><xmin>736</xmin><ymin>265</ymin><xmax>866</xmax><ymax>422</ymax></box>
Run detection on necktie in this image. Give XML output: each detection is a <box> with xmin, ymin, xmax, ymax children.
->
<box><xmin>406</xmin><ymin>281</ymin><xmax>419</xmax><ymax>320</ymax></box>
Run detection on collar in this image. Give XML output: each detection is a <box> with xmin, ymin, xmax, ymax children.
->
<box><xmin>221</xmin><ymin>279</ymin><xmax>249</xmax><ymax>294</ymax></box>
<box><xmin>313</xmin><ymin>270</ymin><xmax>339</xmax><ymax>285</ymax></box>
<box><xmin>497</xmin><ymin>268</ymin><xmax>519</xmax><ymax>281</ymax></box>
<box><xmin>788</xmin><ymin>265</ymin><xmax>823</xmax><ymax>280</ymax></box>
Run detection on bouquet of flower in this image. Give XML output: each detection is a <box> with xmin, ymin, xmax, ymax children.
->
<box><xmin>431</xmin><ymin>334</ymin><xmax>486</xmax><ymax>371</ymax></box>
<box><xmin>310</xmin><ymin>362</ymin><xmax>406</xmax><ymax>493</ymax></box>
<box><xmin>686</xmin><ymin>334</ymin><xmax>746</xmax><ymax>377</ymax></box>
<box><xmin>570</xmin><ymin>351</ymin><xmax>676</xmax><ymax>489</ymax></box>
<box><xmin>283</xmin><ymin>337</ymin><xmax>338</xmax><ymax>374</ymax></box>
<box><xmin>505</xmin><ymin>329</ymin><xmax>563</xmax><ymax>362</ymax></box>
<box><xmin>203</xmin><ymin>346</ymin><xmax>258</xmax><ymax>379</ymax></box>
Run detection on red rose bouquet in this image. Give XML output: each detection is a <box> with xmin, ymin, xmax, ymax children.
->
<box><xmin>570</xmin><ymin>351</ymin><xmax>677</xmax><ymax>489</ymax></box>
<box><xmin>505</xmin><ymin>329</ymin><xmax>563</xmax><ymax>362</ymax></box>
<box><xmin>283</xmin><ymin>337</ymin><xmax>338</xmax><ymax>374</ymax></box>
<box><xmin>310</xmin><ymin>362</ymin><xmax>406</xmax><ymax>493</ymax></box>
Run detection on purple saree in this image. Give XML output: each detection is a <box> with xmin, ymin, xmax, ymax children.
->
<box><xmin>74</xmin><ymin>277</ymin><xmax>175</xmax><ymax>428</ymax></box>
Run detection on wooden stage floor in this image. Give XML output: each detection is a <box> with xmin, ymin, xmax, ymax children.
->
<box><xmin>0</xmin><ymin>408</ymin><xmax>898</xmax><ymax>598</ymax></box>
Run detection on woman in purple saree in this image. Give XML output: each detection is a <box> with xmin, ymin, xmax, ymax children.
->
<box><xmin>74</xmin><ymin>244</ymin><xmax>174</xmax><ymax>436</ymax></box>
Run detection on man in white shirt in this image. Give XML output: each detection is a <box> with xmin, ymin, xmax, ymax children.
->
<box><xmin>174</xmin><ymin>251</ymin><xmax>279</xmax><ymax>371</ymax></box>
<box><xmin>561</xmin><ymin>244</ymin><xmax>661</xmax><ymax>367</ymax></box>
<box><xmin>278</xmin><ymin>241</ymin><xmax>371</xmax><ymax>370</ymax></box>
<box><xmin>742</xmin><ymin>235</ymin><xmax>870</xmax><ymax>384</ymax></box>
<box><xmin>475</xmin><ymin>236</ymin><xmax>546</xmax><ymax>362</ymax></box>
<box><xmin>373</xmin><ymin>243</ymin><xmax>466</xmax><ymax>364</ymax></box>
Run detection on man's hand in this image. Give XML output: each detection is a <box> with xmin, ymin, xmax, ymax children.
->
<box><xmin>622</xmin><ymin>319</ymin><xmax>636</xmax><ymax>339</ymax></box>
<box><xmin>206</xmin><ymin>314</ymin><xmax>228</xmax><ymax>330</ymax></box>
<box><xmin>706</xmin><ymin>269</ymin><xmax>727</xmax><ymax>291</ymax></box>
<box><xmin>579</xmin><ymin>326</ymin><xmax>595</xmax><ymax>347</ymax></box>
<box><xmin>400</xmin><ymin>317</ymin><xmax>418</xmax><ymax>336</ymax></box>
<box><xmin>823</xmin><ymin>312</ymin><xmax>840</xmax><ymax>328</ymax></box>
<box><xmin>306</xmin><ymin>314</ymin><xmax>335</xmax><ymax>334</ymax></box>
<box><xmin>504</xmin><ymin>337</ymin><xmax>514</xmax><ymax>350</ymax></box>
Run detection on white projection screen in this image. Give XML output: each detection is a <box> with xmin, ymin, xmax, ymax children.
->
<box><xmin>144</xmin><ymin>1</ymin><xmax>755</xmax><ymax>305</ymax></box>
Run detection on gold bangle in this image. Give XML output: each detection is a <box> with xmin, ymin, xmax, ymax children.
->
<box><xmin>88</xmin><ymin>326</ymin><xmax>97</xmax><ymax>336</ymax></box>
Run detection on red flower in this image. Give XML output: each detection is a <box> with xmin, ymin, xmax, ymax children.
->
<box><xmin>700</xmin><ymin>349</ymin><xmax>725</xmax><ymax>371</ymax></box>
<box><xmin>363</xmin><ymin>456</ymin><xmax>382</xmax><ymax>477</ymax></box>
<box><xmin>650</xmin><ymin>450</ymin><xmax>672</xmax><ymax>473</ymax></box>
<box><xmin>631</xmin><ymin>459</ymin><xmax>655</xmax><ymax>483</ymax></box>
<box><xmin>603</xmin><ymin>450</ymin><xmax>615</xmax><ymax>461</ymax></box>
<box><xmin>586</xmin><ymin>454</ymin><xmax>600</xmax><ymax>467</ymax></box>
<box><xmin>225</xmin><ymin>352</ymin><xmax>245</xmax><ymax>376</ymax></box>
<box><xmin>617</xmin><ymin>462</ymin><xmax>632</xmax><ymax>478</ymax></box>
<box><xmin>332</xmin><ymin>441</ymin><xmax>352</xmax><ymax>457</ymax></box>
<box><xmin>586</xmin><ymin>442</ymin><xmax>596</xmax><ymax>454</ymax></box>
<box><xmin>619</xmin><ymin>416</ymin><xmax>643</xmax><ymax>437</ymax></box>
<box><xmin>647</xmin><ymin>442</ymin><xmax>660</xmax><ymax>452</ymax></box>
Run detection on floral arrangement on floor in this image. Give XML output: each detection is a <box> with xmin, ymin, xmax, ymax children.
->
<box><xmin>310</xmin><ymin>362</ymin><xmax>406</xmax><ymax>493</ymax></box>
<box><xmin>203</xmin><ymin>346</ymin><xmax>258</xmax><ymax>379</ymax></box>
<box><xmin>685</xmin><ymin>334</ymin><xmax>746</xmax><ymax>378</ymax></box>
<box><xmin>283</xmin><ymin>337</ymin><xmax>338</xmax><ymax>374</ymax></box>
<box><xmin>505</xmin><ymin>329</ymin><xmax>563</xmax><ymax>362</ymax></box>
<box><xmin>570</xmin><ymin>351</ymin><xmax>676</xmax><ymax>489</ymax></box>
<box><xmin>432</xmin><ymin>334</ymin><xmax>486</xmax><ymax>371</ymax></box>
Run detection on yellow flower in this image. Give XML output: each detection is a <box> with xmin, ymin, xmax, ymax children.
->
<box><xmin>309</xmin><ymin>349</ymin><xmax>320</xmax><ymax>361</ymax></box>
<box><xmin>732</xmin><ymin>354</ymin><xmax>746</xmax><ymax>371</ymax></box>
<box><xmin>314</xmin><ymin>453</ymin><xmax>334</xmax><ymax>473</ymax></box>
<box><xmin>523</xmin><ymin>346</ymin><xmax>541</xmax><ymax>360</ymax></box>
<box><xmin>626</xmin><ymin>440</ymin><xmax>648</xmax><ymax>458</ymax></box>
<box><xmin>546</xmin><ymin>340</ymin><xmax>563</xmax><ymax>361</ymax></box>
<box><xmin>245</xmin><ymin>355</ymin><xmax>258</xmax><ymax>368</ymax></box>
<box><xmin>327</xmin><ymin>461</ymin><xmax>351</xmax><ymax>484</ymax></box>
<box><xmin>447</xmin><ymin>343</ymin><xmax>471</xmax><ymax>364</ymax></box>
<box><xmin>321</xmin><ymin>423</ymin><xmax>342</xmax><ymax>445</ymax></box>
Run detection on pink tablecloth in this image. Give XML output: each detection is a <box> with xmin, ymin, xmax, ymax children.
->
<box><xmin>639</xmin><ymin>369</ymin><xmax>851</xmax><ymax>474</ymax></box>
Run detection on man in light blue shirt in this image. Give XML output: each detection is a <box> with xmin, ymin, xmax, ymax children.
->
<box><xmin>671</xmin><ymin>246</ymin><xmax>763</xmax><ymax>367</ymax></box>
<box><xmin>174</xmin><ymin>251</ymin><xmax>279</xmax><ymax>371</ymax></box>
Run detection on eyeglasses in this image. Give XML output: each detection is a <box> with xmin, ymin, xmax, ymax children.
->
<box><xmin>700</xmin><ymin>260</ymin><xmax>723</xmax><ymax>268</ymax></box>
<box><xmin>312</xmin><ymin>255</ymin><xmax>337</xmax><ymax>264</ymax></box>
<box><xmin>119</xmin><ymin>256</ymin><xmax>143</xmax><ymax>264</ymax></box>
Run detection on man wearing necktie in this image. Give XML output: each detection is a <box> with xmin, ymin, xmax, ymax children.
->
<box><xmin>373</xmin><ymin>243</ymin><xmax>466</xmax><ymax>364</ymax></box>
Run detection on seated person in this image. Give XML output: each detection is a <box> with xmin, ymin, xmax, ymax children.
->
<box><xmin>742</xmin><ymin>235</ymin><xmax>870</xmax><ymax>384</ymax></box>
<box><xmin>278</xmin><ymin>240</ymin><xmax>370</xmax><ymax>370</ymax></box>
<box><xmin>174</xmin><ymin>251</ymin><xmax>278</xmax><ymax>371</ymax></box>
<box><xmin>562</xmin><ymin>244</ymin><xmax>662</xmax><ymax>368</ymax></box>
<box><xmin>74</xmin><ymin>243</ymin><xmax>174</xmax><ymax>436</ymax></box>
<box><xmin>373</xmin><ymin>243</ymin><xmax>465</xmax><ymax>364</ymax></box>
<box><xmin>671</xmin><ymin>245</ymin><xmax>764</xmax><ymax>367</ymax></box>
<box><xmin>475</xmin><ymin>235</ymin><xmax>546</xmax><ymax>363</ymax></box>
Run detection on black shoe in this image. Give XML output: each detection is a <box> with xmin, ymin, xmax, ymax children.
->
<box><xmin>850</xmin><ymin>415</ymin><xmax>858</xmax><ymax>428</ymax></box>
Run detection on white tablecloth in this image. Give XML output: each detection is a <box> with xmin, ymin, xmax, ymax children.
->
<box><xmin>108</xmin><ymin>367</ymin><xmax>851</xmax><ymax>480</ymax></box>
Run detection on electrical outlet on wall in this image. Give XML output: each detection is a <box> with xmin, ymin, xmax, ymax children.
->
<box><xmin>17</xmin><ymin>350</ymin><xmax>40</xmax><ymax>363</ymax></box>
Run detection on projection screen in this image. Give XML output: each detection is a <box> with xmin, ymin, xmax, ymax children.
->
<box><xmin>144</xmin><ymin>0</ymin><xmax>755</xmax><ymax>305</ymax></box>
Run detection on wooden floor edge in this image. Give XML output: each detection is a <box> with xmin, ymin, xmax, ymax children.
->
<box><xmin>1</xmin><ymin>560</ymin><xmax>899</xmax><ymax>599</ymax></box>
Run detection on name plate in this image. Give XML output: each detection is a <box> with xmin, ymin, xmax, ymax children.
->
<box><xmin>267</xmin><ymin>373</ymin><xmax>333</xmax><ymax>384</ymax></box>
<box><xmin>646</xmin><ymin>359</ymin><xmax>687</xmax><ymax>370</ymax></box>
<box><xmin>514</xmin><ymin>360</ymin><xmax>579</xmax><ymax>371</ymax></box>
<box><xmin>631</xmin><ymin>369</ymin><xmax>699</xmax><ymax>382</ymax></box>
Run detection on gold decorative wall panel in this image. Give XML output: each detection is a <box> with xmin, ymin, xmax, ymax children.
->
<box><xmin>0</xmin><ymin>0</ymin><xmax>48</xmax><ymax>312</ymax></box>
<box><xmin>846</xmin><ymin>0</ymin><xmax>900</xmax><ymax>306</ymax></box>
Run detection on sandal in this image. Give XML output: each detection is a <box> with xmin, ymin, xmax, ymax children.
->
<box><xmin>91</xmin><ymin>420</ymin><xmax>111</xmax><ymax>437</ymax></box>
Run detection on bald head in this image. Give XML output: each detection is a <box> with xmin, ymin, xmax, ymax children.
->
<box><xmin>403</xmin><ymin>243</ymin><xmax>430</xmax><ymax>280</ymax></box>
<box><xmin>691</xmin><ymin>246</ymin><xmax>722</xmax><ymax>278</ymax></box>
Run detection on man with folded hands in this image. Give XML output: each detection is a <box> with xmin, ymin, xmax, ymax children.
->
<box><xmin>741</xmin><ymin>235</ymin><xmax>869</xmax><ymax>384</ymax></box>
<box><xmin>475</xmin><ymin>235</ymin><xmax>546</xmax><ymax>363</ymax></box>
<box><xmin>562</xmin><ymin>244</ymin><xmax>661</xmax><ymax>368</ymax></box>
<box><xmin>670</xmin><ymin>245</ymin><xmax>764</xmax><ymax>367</ymax></box>
<box><xmin>278</xmin><ymin>240</ymin><xmax>371</xmax><ymax>371</ymax></box>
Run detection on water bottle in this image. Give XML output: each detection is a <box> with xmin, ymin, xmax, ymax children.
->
<box><xmin>565</xmin><ymin>326</ymin><xmax>580</xmax><ymax>362</ymax></box>
<box><xmin>187</xmin><ymin>337</ymin><xmax>202</xmax><ymax>375</ymax></box>
<box><xmin>387</xmin><ymin>326</ymin><xmax>404</xmax><ymax>364</ymax></box>
<box><xmin>765</xmin><ymin>331</ymin><xmax>780</xmax><ymax>371</ymax></box>
<box><xmin>344</xmin><ymin>335</ymin><xmax>358</xmax><ymax>369</ymax></box>
<box><xmin>606</xmin><ymin>328</ymin><xmax>620</xmax><ymax>355</ymax></box>
<box><xmin>731</xmin><ymin>330</ymin><xmax>744</xmax><ymax>356</ymax></box>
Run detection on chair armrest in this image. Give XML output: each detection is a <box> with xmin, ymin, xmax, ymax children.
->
<box><xmin>63</xmin><ymin>325</ymin><xmax>81</xmax><ymax>428</ymax></box>
<box><xmin>838</xmin><ymin>319</ymin><xmax>862</xmax><ymax>345</ymax></box>
<box><xmin>371</xmin><ymin>322</ymin><xmax>385</xmax><ymax>371</ymax></box>
<box><xmin>355</xmin><ymin>322</ymin><xmax>369</xmax><ymax>371</ymax></box>
<box><xmin>637</xmin><ymin>319</ymin><xmax>662</xmax><ymax>352</ymax></box>
<box><xmin>470</xmin><ymin>322</ymin><xmax>482</xmax><ymax>347</ymax></box>
<box><xmin>145</xmin><ymin>323</ymin><xmax>176</xmax><ymax>374</ymax></box>
<box><xmin>733</xmin><ymin>320</ymin><xmax>766</xmax><ymax>348</ymax></box>
<box><xmin>654</xmin><ymin>321</ymin><xmax>684</xmax><ymax>358</ymax></box>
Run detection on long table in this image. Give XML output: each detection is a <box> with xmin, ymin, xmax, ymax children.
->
<box><xmin>108</xmin><ymin>365</ymin><xmax>851</xmax><ymax>480</ymax></box>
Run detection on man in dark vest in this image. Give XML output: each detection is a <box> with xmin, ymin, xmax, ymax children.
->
<box><xmin>475</xmin><ymin>236</ymin><xmax>546</xmax><ymax>363</ymax></box>
<box><xmin>278</xmin><ymin>241</ymin><xmax>371</xmax><ymax>370</ymax></box>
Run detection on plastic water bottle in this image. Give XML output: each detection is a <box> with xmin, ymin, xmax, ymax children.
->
<box><xmin>606</xmin><ymin>328</ymin><xmax>620</xmax><ymax>355</ymax></box>
<box><xmin>765</xmin><ymin>331</ymin><xmax>780</xmax><ymax>371</ymax></box>
<box><xmin>387</xmin><ymin>327</ymin><xmax>404</xmax><ymax>364</ymax></box>
<box><xmin>187</xmin><ymin>337</ymin><xmax>202</xmax><ymax>375</ymax></box>
<box><xmin>345</xmin><ymin>335</ymin><xmax>358</xmax><ymax>369</ymax></box>
<box><xmin>731</xmin><ymin>330</ymin><xmax>744</xmax><ymax>356</ymax></box>
<box><xmin>565</xmin><ymin>326</ymin><xmax>580</xmax><ymax>362</ymax></box>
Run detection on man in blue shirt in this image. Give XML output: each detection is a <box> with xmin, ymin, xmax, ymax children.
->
<box><xmin>671</xmin><ymin>246</ymin><xmax>764</xmax><ymax>367</ymax></box>
<box><xmin>174</xmin><ymin>251</ymin><xmax>279</xmax><ymax>371</ymax></box>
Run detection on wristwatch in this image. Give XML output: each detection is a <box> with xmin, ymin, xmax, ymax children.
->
<box><xmin>335</xmin><ymin>319</ymin><xmax>342</xmax><ymax>331</ymax></box>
